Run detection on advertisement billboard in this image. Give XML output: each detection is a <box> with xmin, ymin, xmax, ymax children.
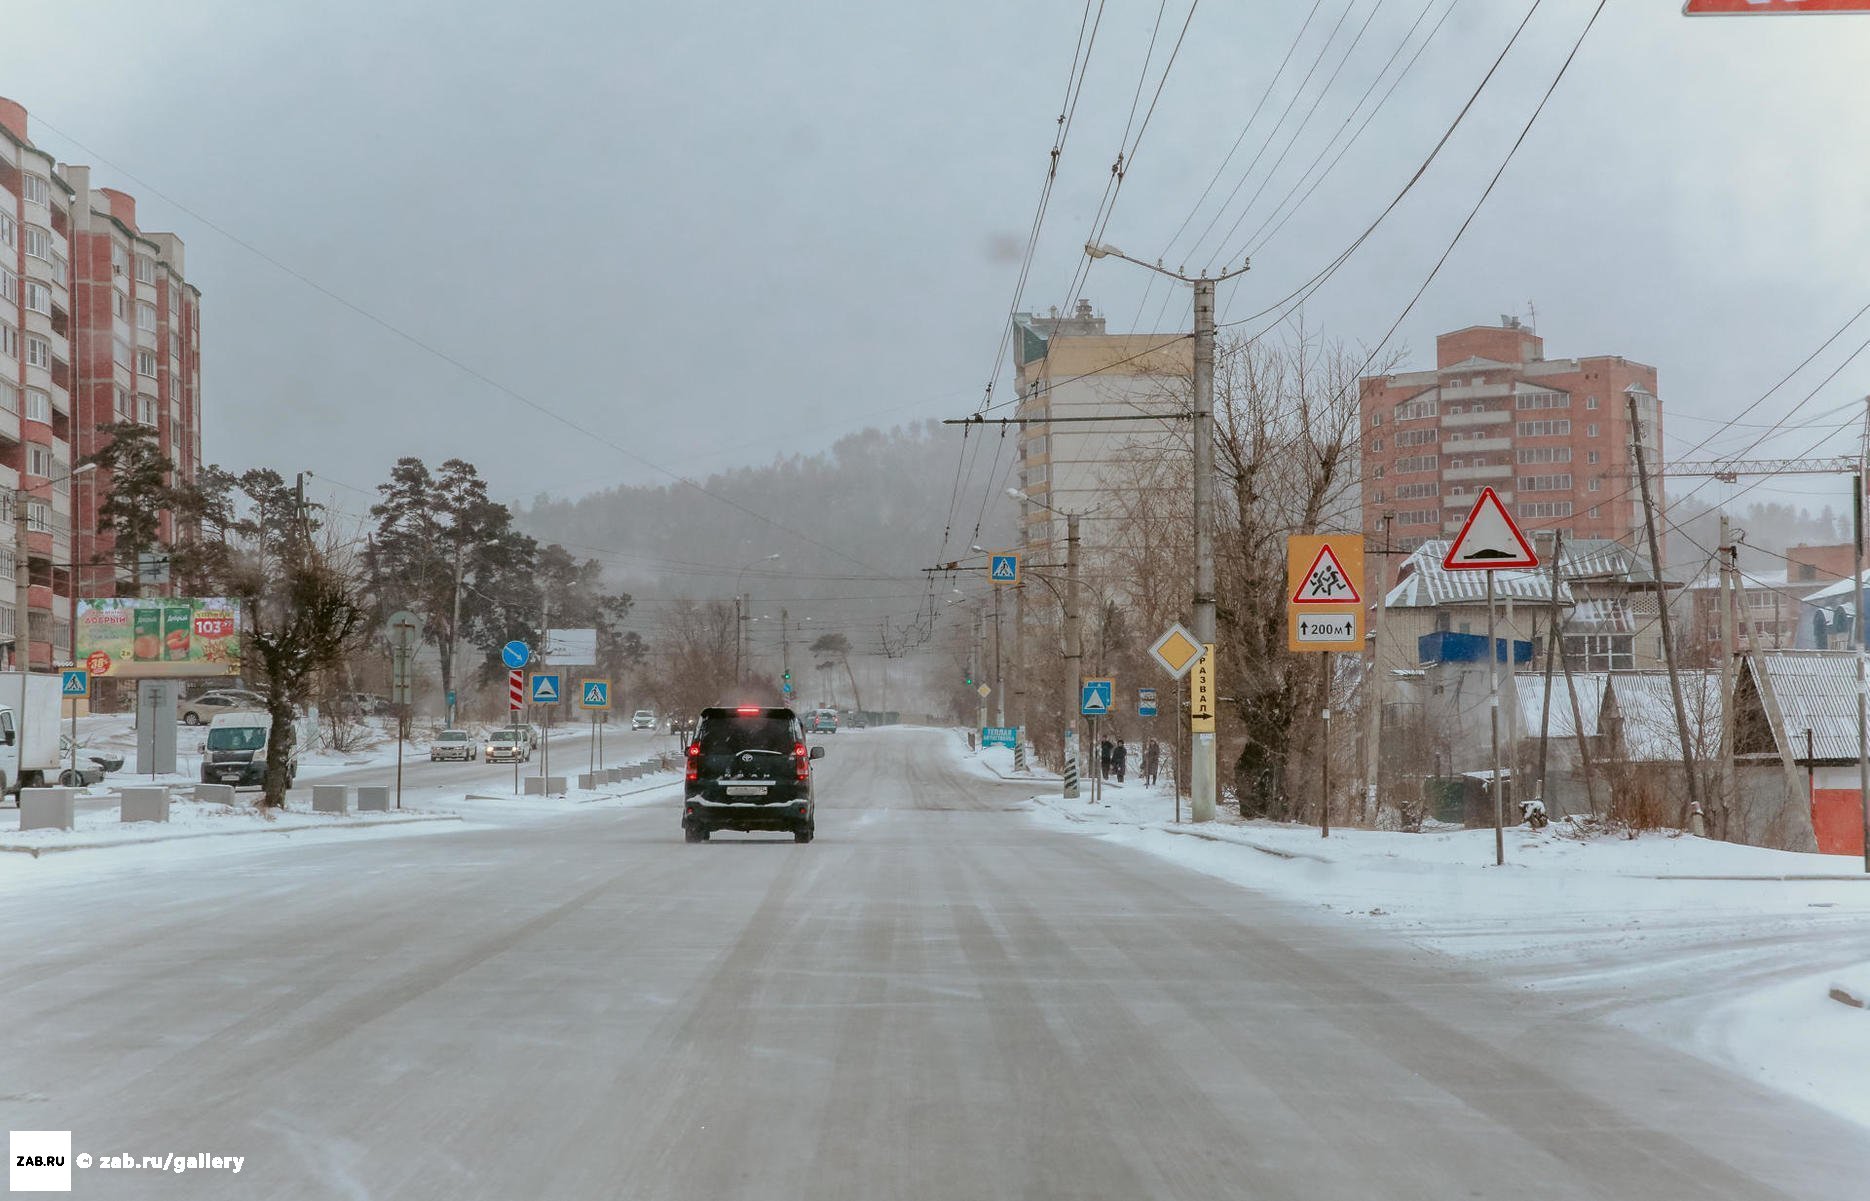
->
<box><xmin>76</xmin><ymin>598</ymin><xmax>241</xmax><ymax>679</ymax></box>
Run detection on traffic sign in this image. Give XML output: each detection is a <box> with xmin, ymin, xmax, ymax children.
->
<box><xmin>60</xmin><ymin>670</ymin><xmax>88</xmax><ymax>698</ymax></box>
<box><xmin>388</xmin><ymin>609</ymin><xmax>420</xmax><ymax>640</ymax></box>
<box><xmin>1080</xmin><ymin>678</ymin><xmax>1114</xmax><ymax>716</ymax></box>
<box><xmin>1685</xmin><ymin>1</ymin><xmax>1870</xmax><ymax>12</ymax></box>
<box><xmin>781</xmin><ymin>681</ymin><xmax>793</xmax><ymax>694</ymax></box>
<box><xmin>579</xmin><ymin>679</ymin><xmax>611</xmax><ymax>710</ymax></box>
<box><xmin>1148</xmin><ymin>623</ymin><xmax>1204</xmax><ymax>679</ymax></box>
<box><xmin>502</xmin><ymin>641</ymin><xmax>531</xmax><ymax>670</ymax></box>
<box><xmin>529</xmin><ymin>673</ymin><xmax>561</xmax><ymax>704</ymax></box>
<box><xmin>1286</xmin><ymin>534</ymin><xmax>1365</xmax><ymax>653</ymax></box>
<box><xmin>1138</xmin><ymin>687</ymin><xmax>1158</xmax><ymax>718</ymax></box>
<box><xmin>981</xmin><ymin>726</ymin><xmax>1017</xmax><ymax>748</ymax></box>
<box><xmin>508</xmin><ymin>669</ymin><xmax>524</xmax><ymax>712</ymax></box>
<box><xmin>976</xmin><ymin>683</ymin><xmax>992</xmax><ymax>698</ymax></box>
<box><xmin>1443</xmin><ymin>487</ymin><xmax>1538</xmax><ymax>571</ymax></box>
<box><xmin>1290</xmin><ymin>541</ymin><xmax>1362</xmax><ymax>604</ymax></box>
<box><xmin>989</xmin><ymin>553</ymin><xmax>1020</xmax><ymax>585</ymax></box>
<box><xmin>1189</xmin><ymin>646</ymin><xmax>1216</xmax><ymax>734</ymax></box>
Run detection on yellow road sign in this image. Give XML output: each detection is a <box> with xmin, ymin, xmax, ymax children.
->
<box><xmin>1189</xmin><ymin>645</ymin><xmax>1216</xmax><ymax>734</ymax></box>
<box><xmin>1286</xmin><ymin>534</ymin><xmax>1365</xmax><ymax>653</ymax></box>
<box><xmin>1149</xmin><ymin>623</ymin><xmax>1204</xmax><ymax>679</ymax></box>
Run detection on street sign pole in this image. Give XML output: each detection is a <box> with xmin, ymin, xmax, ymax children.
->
<box><xmin>1321</xmin><ymin>652</ymin><xmax>1331</xmax><ymax>839</ymax></box>
<box><xmin>1488</xmin><ymin>569</ymin><xmax>1503</xmax><ymax>867</ymax></box>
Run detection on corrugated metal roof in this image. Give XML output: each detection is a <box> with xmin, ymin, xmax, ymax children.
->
<box><xmin>1606</xmin><ymin>671</ymin><xmax>1721</xmax><ymax>761</ymax></box>
<box><xmin>1512</xmin><ymin>671</ymin><xmax>1606</xmax><ymax>738</ymax></box>
<box><xmin>1803</xmin><ymin>571</ymin><xmax>1870</xmax><ymax>605</ymax></box>
<box><xmin>1754</xmin><ymin>650</ymin><xmax>1863</xmax><ymax>762</ymax></box>
<box><xmin>1385</xmin><ymin>541</ymin><xmax>1567</xmax><ymax>607</ymax></box>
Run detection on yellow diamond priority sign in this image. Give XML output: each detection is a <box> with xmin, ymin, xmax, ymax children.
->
<box><xmin>1149</xmin><ymin>623</ymin><xmax>1204</xmax><ymax>680</ymax></box>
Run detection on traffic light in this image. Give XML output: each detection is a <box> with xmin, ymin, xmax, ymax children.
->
<box><xmin>965</xmin><ymin>673</ymin><xmax>974</xmax><ymax>687</ymax></box>
<box><xmin>783</xmin><ymin>669</ymin><xmax>792</xmax><ymax>681</ymax></box>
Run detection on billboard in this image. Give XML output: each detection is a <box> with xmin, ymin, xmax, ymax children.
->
<box><xmin>76</xmin><ymin>598</ymin><xmax>241</xmax><ymax>679</ymax></box>
<box><xmin>543</xmin><ymin>627</ymin><xmax>598</xmax><ymax>665</ymax></box>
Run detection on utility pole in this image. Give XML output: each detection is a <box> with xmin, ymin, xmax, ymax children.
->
<box><xmin>780</xmin><ymin>608</ymin><xmax>790</xmax><ymax>683</ymax></box>
<box><xmin>1364</xmin><ymin>515</ymin><xmax>1391</xmax><ymax>823</ymax></box>
<box><xmin>1719</xmin><ymin>516</ymin><xmax>1738</xmax><ymax>837</ymax></box>
<box><xmin>1066</xmin><ymin>511</ymin><xmax>1083</xmax><ymax>798</ymax></box>
<box><xmin>449</xmin><ymin>541</ymin><xmax>465</xmax><ymax>728</ymax></box>
<box><xmin>733</xmin><ymin>595</ymin><xmax>743</xmax><ymax>685</ymax></box>
<box><xmin>1081</xmin><ymin>242</ymin><xmax>1247</xmax><ymax>824</ymax></box>
<box><xmin>993</xmin><ymin>583</ymin><xmax>1005</xmax><ymax>729</ymax></box>
<box><xmin>1011</xmin><ymin>583</ymin><xmax>1027</xmax><ymax>771</ymax></box>
<box><xmin>1487</xmin><ymin>569</ymin><xmax>1504</xmax><ymax>866</ymax></box>
<box><xmin>1536</xmin><ymin>532</ymin><xmax>1562</xmax><ymax>808</ymax></box>
<box><xmin>1857</xmin><ymin>406</ymin><xmax>1870</xmax><ymax>872</ymax></box>
<box><xmin>1628</xmin><ymin>390</ymin><xmax>1705</xmax><ymax>832</ymax></box>
<box><xmin>974</xmin><ymin>607</ymin><xmax>987</xmax><ymax>734</ymax></box>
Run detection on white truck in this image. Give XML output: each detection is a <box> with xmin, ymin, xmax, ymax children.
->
<box><xmin>0</xmin><ymin>672</ymin><xmax>68</xmax><ymax>797</ymax></box>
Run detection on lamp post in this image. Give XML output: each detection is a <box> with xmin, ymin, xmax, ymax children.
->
<box><xmin>734</xmin><ymin>553</ymin><xmax>781</xmax><ymax>683</ymax></box>
<box><xmin>1082</xmin><ymin>242</ymin><xmax>1248</xmax><ymax>822</ymax></box>
<box><xmin>1007</xmin><ymin>487</ymin><xmax>1086</xmax><ymax>798</ymax></box>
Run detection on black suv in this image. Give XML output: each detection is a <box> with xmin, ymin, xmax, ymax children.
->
<box><xmin>683</xmin><ymin>705</ymin><xmax>824</xmax><ymax>843</ymax></box>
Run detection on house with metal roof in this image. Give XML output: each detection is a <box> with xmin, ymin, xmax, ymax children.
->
<box><xmin>1729</xmin><ymin>650</ymin><xmax>1863</xmax><ymax>854</ymax></box>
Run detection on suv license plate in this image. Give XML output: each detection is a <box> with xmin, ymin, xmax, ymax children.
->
<box><xmin>726</xmin><ymin>785</ymin><xmax>768</xmax><ymax>797</ymax></box>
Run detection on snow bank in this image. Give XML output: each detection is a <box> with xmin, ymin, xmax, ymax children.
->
<box><xmin>0</xmin><ymin>796</ymin><xmax>456</xmax><ymax>857</ymax></box>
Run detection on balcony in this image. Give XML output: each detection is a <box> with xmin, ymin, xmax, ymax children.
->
<box><xmin>1441</xmin><ymin>410</ymin><xmax>1510</xmax><ymax>428</ymax></box>
<box><xmin>1441</xmin><ymin>435</ymin><xmax>1511</xmax><ymax>453</ymax></box>
<box><xmin>1443</xmin><ymin>464</ymin><xmax>1512</xmax><ymax>482</ymax></box>
<box><xmin>1439</xmin><ymin>380</ymin><xmax>1514</xmax><ymax>401</ymax></box>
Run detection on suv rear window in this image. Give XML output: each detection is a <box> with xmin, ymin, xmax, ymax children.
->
<box><xmin>697</xmin><ymin>716</ymin><xmax>797</xmax><ymax>755</ymax></box>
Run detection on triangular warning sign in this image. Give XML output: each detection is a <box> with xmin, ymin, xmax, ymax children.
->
<box><xmin>584</xmin><ymin>683</ymin><xmax>605</xmax><ymax>704</ymax></box>
<box><xmin>1443</xmin><ymin>487</ymin><xmax>1539</xmax><ymax>570</ymax></box>
<box><xmin>1291</xmin><ymin>543</ymin><xmax>1362</xmax><ymax>605</ymax></box>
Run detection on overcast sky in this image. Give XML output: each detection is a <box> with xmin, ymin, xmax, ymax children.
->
<box><xmin>5</xmin><ymin>0</ymin><xmax>1869</xmax><ymax>525</ymax></box>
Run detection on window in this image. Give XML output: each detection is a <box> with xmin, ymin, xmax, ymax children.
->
<box><xmin>1448</xmin><ymin>485</ymin><xmax>1466</xmax><ymax>497</ymax></box>
<box><xmin>1395</xmin><ymin>509</ymin><xmax>1439</xmax><ymax>526</ymax></box>
<box><xmin>113</xmin><ymin>291</ymin><xmax>126</xmax><ymax>319</ymax></box>
<box><xmin>49</xmin><ymin>253</ymin><xmax>66</xmax><ymax>285</ymax></box>
<box><xmin>1373</xmin><ymin>466</ymin><xmax>1385</xmax><ymax>479</ymax></box>
<box><xmin>114</xmin><ymin>386</ymin><xmax>132</xmax><ymax>421</ymax></box>
<box><xmin>135</xmin><ymin>256</ymin><xmax>156</xmax><ymax>285</ymax></box>
<box><xmin>1396</xmin><ymin>428</ymin><xmax>1438</xmax><ymax>447</ymax></box>
<box><xmin>26</xmin><ymin>502</ymin><xmax>50</xmax><ymax>533</ymax></box>
<box><xmin>0</xmin><ymin>211</ymin><xmax>13</xmax><ymax>248</ymax></box>
<box><xmin>24</xmin><ymin>226</ymin><xmax>51</xmax><ymax>261</ymax></box>
<box><xmin>136</xmin><ymin>301</ymin><xmax>157</xmax><ymax>332</ymax></box>
<box><xmin>1587</xmin><ymin>450</ymin><xmax>1599</xmax><ymax>464</ymax></box>
<box><xmin>1371</xmin><ymin>438</ymin><xmax>1383</xmax><ymax>452</ymax></box>
<box><xmin>22</xmin><ymin>174</ymin><xmax>49</xmax><ymax>206</ymax></box>
<box><xmin>1394</xmin><ymin>398</ymin><xmax>1438</xmax><ymax>422</ymax></box>
<box><xmin>1445</xmin><ymin>404</ymin><xmax>1464</xmax><ymax>415</ymax></box>
<box><xmin>0</xmin><ymin>323</ymin><xmax>16</xmax><ymax>358</ymax></box>
<box><xmin>111</xmin><ymin>243</ymin><xmax>128</xmax><ymax>275</ymax></box>
<box><xmin>1588</xmin><ymin>478</ymin><xmax>1601</xmax><ymax>492</ymax></box>
<box><xmin>24</xmin><ymin>388</ymin><xmax>50</xmax><ymax>423</ymax></box>
<box><xmin>1395</xmin><ymin>482</ymin><xmax>1438</xmax><ymax>500</ymax></box>
<box><xmin>1372</xmin><ymin>490</ymin><xmax>1384</xmax><ymax>503</ymax></box>
<box><xmin>1516</xmin><ymin>446</ymin><xmax>1572</xmax><ymax>464</ymax></box>
<box><xmin>1520</xmin><ymin>501</ymin><xmax>1573</xmax><ymax>518</ymax></box>
<box><xmin>24</xmin><ymin>282</ymin><xmax>51</xmax><ymax>315</ymax></box>
<box><xmin>25</xmin><ymin>336</ymin><xmax>51</xmax><ymax>369</ymax></box>
<box><xmin>112</xmin><ymin>338</ymin><xmax>130</xmax><ymax>368</ymax></box>
<box><xmin>169</xmin><ymin>332</ymin><xmax>181</xmax><ymax>361</ymax></box>
<box><xmin>1519</xmin><ymin>474</ymin><xmax>1572</xmax><ymax>492</ymax></box>
<box><xmin>1585</xmin><ymin>423</ymin><xmax>1599</xmax><ymax>437</ymax></box>
<box><xmin>1586</xmin><ymin>395</ymin><xmax>1599</xmax><ymax>410</ymax></box>
<box><xmin>0</xmin><ymin>382</ymin><xmax>15</xmax><ymax>414</ymax></box>
<box><xmin>136</xmin><ymin>349</ymin><xmax>157</xmax><ymax>377</ymax></box>
<box><xmin>1514</xmin><ymin>389</ymin><xmax>1570</xmax><ymax>410</ymax></box>
<box><xmin>26</xmin><ymin>446</ymin><xmax>53</xmax><ymax>478</ymax></box>
<box><xmin>1516</xmin><ymin>419</ymin><xmax>1571</xmax><ymax>437</ymax></box>
<box><xmin>139</xmin><ymin>395</ymin><xmax>157</xmax><ymax>426</ymax></box>
<box><xmin>0</xmin><ymin>268</ymin><xmax>14</xmax><ymax>303</ymax></box>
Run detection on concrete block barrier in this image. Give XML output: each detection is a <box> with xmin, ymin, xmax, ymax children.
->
<box><xmin>120</xmin><ymin>787</ymin><xmax>171</xmax><ymax>824</ymax></box>
<box><xmin>356</xmin><ymin>786</ymin><xmax>390</xmax><ymax>812</ymax></box>
<box><xmin>577</xmin><ymin>773</ymin><xmax>598</xmax><ymax>790</ymax></box>
<box><xmin>20</xmin><ymin>787</ymin><xmax>76</xmax><ymax>831</ymax></box>
<box><xmin>193</xmin><ymin>783</ymin><xmax>237</xmax><ymax>806</ymax></box>
<box><xmin>523</xmin><ymin>776</ymin><xmax>569</xmax><ymax>796</ymax></box>
<box><xmin>312</xmin><ymin>785</ymin><xmax>350</xmax><ymax>814</ymax></box>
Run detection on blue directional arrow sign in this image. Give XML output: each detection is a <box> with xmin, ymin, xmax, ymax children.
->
<box><xmin>529</xmin><ymin>673</ymin><xmax>561</xmax><ymax>704</ymax></box>
<box><xmin>60</xmin><ymin>670</ymin><xmax>89</xmax><ymax>698</ymax></box>
<box><xmin>1080</xmin><ymin>678</ymin><xmax>1114</xmax><ymax>716</ymax></box>
<box><xmin>989</xmin><ymin>553</ymin><xmax>1020</xmax><ymax>585</ymax></box>
<box><xmin>501</xmin><ymin>640</ymin><xmax>531</xmax><ymax>669</ymax></box>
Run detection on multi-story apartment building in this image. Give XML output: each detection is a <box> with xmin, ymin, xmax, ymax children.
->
<box><xmin>0</xmin><ymin>97</ymin><xmax>201</xmax><ymax>670</ymax></box>
<box><xmin>1360</xmin><ymin>319</ymin><xmax>1662</xmax><ymax>592</ymax></box>
<box><xmin>0</xmin><ymin>97</ymin><xmax>78</xmax><ymax>669</ymax></box>
<box><xmin>1007</xmin><ymin>302</ymin><xmax>1191</xmax><ymax>565</ymax></box>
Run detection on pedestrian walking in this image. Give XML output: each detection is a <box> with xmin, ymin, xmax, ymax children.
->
<box><xmin>1113</xmin><ymin>739</ymin><xmax>1128</xmax><ymax>784</ymax></box>
<box><xmin>1099</xmin><ymin>736</ymin><xmax>1113</xmax><ymax>780</ymax></box>
<box><xmin>1142</xmin><ymin>738</ymin><xmax>1160</xmax><ymax>787</ymax></box>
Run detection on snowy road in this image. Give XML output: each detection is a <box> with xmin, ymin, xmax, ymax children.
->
<box><xmin>2</xmin><ymin>727</ymin><xmax>1866</xmax><ymax>1199</ymax></box>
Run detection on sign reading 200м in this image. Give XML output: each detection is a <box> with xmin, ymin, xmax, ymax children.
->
<box><xmin>76</xmin><ymin>598</ymin><xmax>242</xmax><ymax>679</ymax></box>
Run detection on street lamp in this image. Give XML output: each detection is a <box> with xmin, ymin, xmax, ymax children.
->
<box><xmin>1007</xmin><ymin>485</ymin><xmax>1086</xmax><ymax>798</ymax></box>
<box><xmin>734</xmin><ymin>553</ymin><xmax>781</xmax><ymax>682</ymax></box>
<box><xmin>1079</xmin><ymin>241</ymin><xmax>1248</xmax><ymax>823</ymax></box>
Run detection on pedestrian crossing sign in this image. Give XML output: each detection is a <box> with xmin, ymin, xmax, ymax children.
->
<box><xmin>529</xmin><ymin>673</ymin><xmax>561</xmax><ymax>704</ymax></box>
<box><xmin>989</xmin><ymin>553</ymin><xmax>1020</xmax><ymax>584</ymax></box>
<box><xmin>579</xmin><ymin>679</ymin><xmax>611</xmax><ymax>709</ymax></box>
<box><xmin>60</xmin><ymin>669</ymin><xmax>89</xmax><ymax>698</ymax></box>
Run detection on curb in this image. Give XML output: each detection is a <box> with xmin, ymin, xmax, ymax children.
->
<box><xmin>1156</xmin><ymin>824</ymin><xmax>1334</xmax><ymax>863</ymax></box>
<box><xmin>0</xmin><ymin>813</ymin><xmax>464</xmax><ymax>858</ymax></box>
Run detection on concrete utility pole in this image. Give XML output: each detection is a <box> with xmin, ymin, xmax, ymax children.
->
<box><xmin>1857</xmin><ymin>393</ymin><xmax>1870</xmax><ymax>872</ymax></box>
<box><xmin>993</xmin><ymin>584</ymin><xmax>1005</xmax><ymax>729</ymax></box>
<box><xmin>1011</xmin><ymin>583</ymin><xmax>1026</xmax><ymax>770</ymax></box>
<box><xmin>1364</xmin><ymin>515</ymin><xmax>1391</xmax><ymax>823</ymax></box>
<box><xmin>1084</xmin><ymin>241</ymin><xmax>1248</xmax><ymax>825</ymax></box>
<box><xmin>1066</xmin><ymin>510</ymin><xmax>1083</xmax><ymax>797</ymax></box>
<box><xmin>974</xmin><ymin>607</ymin><xmax>987</xmax><ymax>733</ymax></box>
<box><xmin>1628</xmin><ymin>390</ymin><xmax>1704</xmax><ymax>832</ymax></box>
<box><xmin>1719</xmin><ymin>516</ymin><xmax>1738</xmax><ymax>834</ymax></box>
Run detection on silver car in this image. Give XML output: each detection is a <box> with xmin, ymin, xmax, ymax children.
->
<box><xmin>429</xmin><ymin>729</ymin><xmax>476</xmax><ymax>762</ymax></box>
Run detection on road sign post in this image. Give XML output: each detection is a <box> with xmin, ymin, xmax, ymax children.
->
<box><xmin>388</xmin><ymin>610</ymin><xmax>420</xmax><ymax>811</ymax></box>
<box><xmin>1443</xmin><ymin>489</ymin><xmax>1539</xmax><ymax>866</ymax></box>
<box><xmin>989</xmin><ymin>553</ymin><xmax>1020</xmax><ymax>585</ymax></box>
<box><xmin>579</xmin><ymin>680</ymin><xmax>611</xmax><ymax>778</ymax></box>
<box><xmin>60</xmin><ymin>670</ymin><xmax>87</xmax><ymax>784</ymax></box>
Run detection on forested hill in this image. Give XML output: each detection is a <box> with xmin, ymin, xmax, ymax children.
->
<box><xmin>515</xmin><ymin>422</ymin><xmax>1016</xmax><ymax>629</ymax></box>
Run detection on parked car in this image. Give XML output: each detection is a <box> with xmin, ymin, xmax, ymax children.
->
<box><xmin>349</xmin><ymin>692</ymin><xmax>394</xmax><ymax>716</ymax></box>
<box><xmin>484</xmin><ymin>728</ymin><xmax>531</xmax><ymax>763</ymax></box>
<box><xmin>803</xmin><ymin>708</ymin><xmax>839</xmax><ymax>735</ymax></box>
<box><xmin>56</xmin><ymin>735</ymin><xmax>123</xmax><ymax>787</ymax></box>
<box><xmin>682</xmin><ymin>704</ymin><xmax>824</xmax><ymax>844</ymax></box>
<box><xmin>631</xmin><ymin>709</ymin><xmax>656</xmax><ymax>731</ymax></box>
<box><xmin>199</xmin><ymin>711</ymin><xmax>298</xmax><ymax>789</ymax></box>
<box><xmin>178</xmin><ymin>691</ymin><xmax>263</xmax><ymax>726</ymax></box>
<box><xmin>844</xmin><ymin>711</ymin><xmax>868</xmax><ymax>729</ymax></box>
<box><xmin>429</xmin><ymin>729</ymin><xmax>476</xmax><ymax>762</ymax></box>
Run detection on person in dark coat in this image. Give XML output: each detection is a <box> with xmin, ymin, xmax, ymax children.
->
<box><xmin>1099</xmin><ymin>736</ymin><xmax>1113</xmax><ymax>780</ymax></box>
<box><xmin>1113</xmin><ymin>738</ymin><xmax>1128</xmax><ymax>784</ymax></box>
<box><xmin>1142</xmin><ymin>739</ymin><xmax>1160</xmax><ymax>787</ymax></box>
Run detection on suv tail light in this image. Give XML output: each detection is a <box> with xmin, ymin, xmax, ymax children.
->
<box><xmin>686</xmin><ymin>741</ymin><xmax>700</xmax><ymax>782</ymax></box>
<box><xmin>794</xmin><ymin>741</ymin><xmax>809</xmax><ymax>781</ymax></box>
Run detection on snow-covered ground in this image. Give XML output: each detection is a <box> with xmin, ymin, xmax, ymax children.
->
<box><xmin>951</xmin><ymin>733</ymin><xmax>1870</xmax><ymax>1132</ymax></box>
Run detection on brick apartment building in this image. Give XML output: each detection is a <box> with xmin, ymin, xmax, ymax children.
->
<box><xmin>1360</xmin><ymin>319</ymin><xmax>1661</xmax><ymax>591</ymax></box>
<box><xmin>0</xmin><ymin>97</ymin><xmax>200</xmax><ymax>669</ymax></box>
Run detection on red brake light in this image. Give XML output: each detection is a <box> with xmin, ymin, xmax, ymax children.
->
<box><xmin>794</xmin><ymin>741</ymin><xmax>809</xmax><ymax>780</ymax></box>
<box><xmin>736</xmin><ymin>706</ymin><xmax>762</xmax><ymax>715</ymax></box>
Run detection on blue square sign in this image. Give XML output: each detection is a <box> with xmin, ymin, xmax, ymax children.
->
<box><xmin>529</xmin><ymin>673</ymin><xmax>561</xmax><ymax>704</ymax></box>
<box><xmin>1080</xmin><ymin>678</ymin><xmax>1113</xmax><ymax>716</ymax></box>
<box><xmin>989</xmin><ymin>553</ymin><xmax>1020</xmax><ymax>585</ymax></box>
<box><xmin>61</xmin><ymin>669</ymin><xmax>89</xmax><ymax>698</ymax></box>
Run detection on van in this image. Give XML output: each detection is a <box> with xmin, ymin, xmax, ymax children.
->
<box><xmin>201</xmin><ymin>711</ymin><xmax>299</xmax><ymax>789</ymax></box>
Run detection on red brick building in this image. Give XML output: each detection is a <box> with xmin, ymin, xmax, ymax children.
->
<box><xmin>1360</xmin><ymin>318</ymin><xmax>1661</xmax><ymax>590</ymax></box>
<box><xmin>0</xmin><ymin>97</ymin><xmax>201</xmax><ymax>669</ymax></box>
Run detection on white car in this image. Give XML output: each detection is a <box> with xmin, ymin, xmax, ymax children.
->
<box><xmin>631</xmin><ymin>709</ymin><xmax>656</xmax><ymax>731</ymax></box>
<box><xmin>429</xmin><ymin>729</ymin><xmax>476</xmax><ymax>762</ymax></box>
